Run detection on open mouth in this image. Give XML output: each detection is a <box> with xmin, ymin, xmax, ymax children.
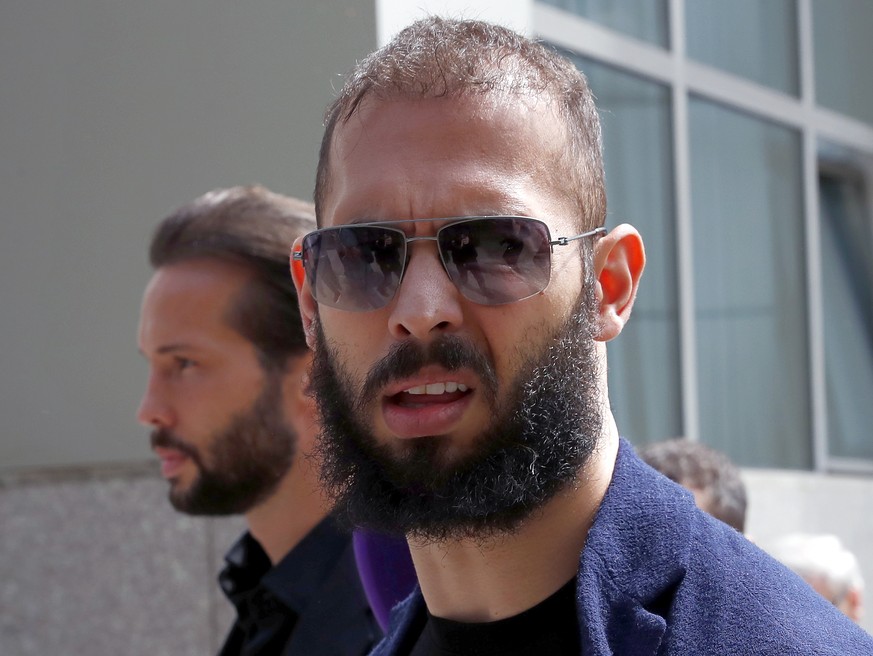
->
<box><xmin>383</xmin><ymin>380</ymin><xmax>475</xmax><ymax>437</ymax></box>
<box><xmin>392</xmin><ymin>381</ymin><xmax>471</xmax><ymax>407</ymax></box>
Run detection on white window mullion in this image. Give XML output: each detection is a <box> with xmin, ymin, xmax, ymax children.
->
<box><xmin>533</xmin><ymin>4</ymin><xmax>674</xmax><ymax>83</ymax></box>
<box><xmin>798</xmin><ymin>0</ymin><xmax>828</xmax><ymax>472</ymax></box>
<box><xmin>669</xmin><ymin>0</ymin><xmax>700</xmax><ymax>442</ymax></box>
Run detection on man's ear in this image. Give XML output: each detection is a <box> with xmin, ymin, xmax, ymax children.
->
<box><xmin>280</xmin><ymin>351</ymin><xmax>319</xmax><ymax>449</ymax></box>
<box><xmin>591</xmin><ymin>224</ymin><xmax>645</xmax><ymax>342</ymax></box>
<box><xmin>291</xmin><ymin>236</ymin><xmax>318</xmax><ymax>350</ymax></box>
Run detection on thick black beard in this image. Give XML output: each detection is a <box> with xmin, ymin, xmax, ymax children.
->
<box><xmin>150</xmin><ymin>372</ymin><xmax>296</xmax><ymax>516</ymax></box>
<box><xmin>310</xmin><ymin>286</ymin><xmax>603</xmax><ymax>542</ymax></box>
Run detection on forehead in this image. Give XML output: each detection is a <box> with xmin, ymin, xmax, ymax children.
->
<box><xmin>322</xmin><ymin>94</ymin><xmax>571</xmax><ymax>228</ymax></box>
<box><xmin>138</xmin><ymin>259</ymin><xmax>253</xmax><ymax>349</ymax></box>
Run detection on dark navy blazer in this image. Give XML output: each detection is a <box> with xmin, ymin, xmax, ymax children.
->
<box><xmin>370</xmin><ymin>439</ymin><xmax>873</xmax><ymax>655</ymax></box>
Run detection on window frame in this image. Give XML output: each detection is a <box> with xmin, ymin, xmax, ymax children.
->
<box><xmin>534</xmin><ymin>0</ymin><xmax>873</xmax><ymax>473</ymax></box>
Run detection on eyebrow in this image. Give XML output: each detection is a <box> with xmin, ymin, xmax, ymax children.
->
<box><xmin>156</xmin><ymin>344</ymin><xmax>197</xmax><ymax>354</ymax></box>
<box><xmin>138</xmin><ymin>343</ymin><xmax>199</xmax><ymax>358</ymax></box>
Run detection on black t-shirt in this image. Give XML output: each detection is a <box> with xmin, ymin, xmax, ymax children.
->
<box><xmin>408</xmin><ymin>577</ymin><xmax>580</xmax><ymax>656</ymax></box>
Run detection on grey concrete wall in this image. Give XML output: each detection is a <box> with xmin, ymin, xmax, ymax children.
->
<box><xmin>744</xmin><ymin>468</ymin><xmax>873</xmax><ymax>634</ymax></box>
<box><xmin>1</xmin><ymin>464</ymin><xmax>245</xmax><ymax>655</ymax></box>
<box><xmin>0</xmin><ymin>0</ymin><xmax>377</xmax><ymax>471</ymax></box>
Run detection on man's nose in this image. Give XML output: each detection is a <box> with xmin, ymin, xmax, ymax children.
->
<box><xmin>387</xmin><ymin>245</ymin><xmax>465</xmax><ymax>341</ymax></box>
<box><xmin>136</xmin><ymin>374</ymin><xmax>174</xmax><ymax>429</ymax></box>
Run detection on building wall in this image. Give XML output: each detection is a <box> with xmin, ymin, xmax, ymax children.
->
<box><xmin>1</xmin><ymin>465</ymin><xmax>243</xmax><ymax>655</ymax></box>
<box><xmin>0</xmin><ymin>0</ymin><xmax>377</xmax><ymax>471</ymax></box>
<box><xmin>743</xmin><ymin>468</ymin><xmax>873</xmax><ymax>634</ymax></box>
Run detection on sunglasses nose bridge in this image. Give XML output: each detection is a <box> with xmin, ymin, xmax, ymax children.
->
<box><xmin>402</xmin><ymin>233</ymin><xmax>451</xmax><ymax>277</ymax></box>
<box><xmin>403</xmin><ymin>234</ymin><xmax>439</xmax><ymax>246</ymax></box>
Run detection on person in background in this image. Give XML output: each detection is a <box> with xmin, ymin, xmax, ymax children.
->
<box><xmin>637</xmin><ymin>437</ymin><xmax>747</xmax><ymax>532</ymax></box>
<box><xmin>292</xmin><ymin>17</ymin><xmax>873</xmax><ymax>654</ymax></box>
<box><xmin>137</xmin><ymin>185</ymin><xmax>381</xmax><ymax>655</ymax></box>
<box><xmin>768</xmin><ymin>533</ymin><xmax>865</xmax><ymax>624</ymax></box>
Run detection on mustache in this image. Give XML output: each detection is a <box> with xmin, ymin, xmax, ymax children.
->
<box><xmin>359</xmin><ymin>334</ymin><xmax>498</xmax><ymax>410</ymax></box>
<box><xmin>150</xmin><ymin>428</ymin><xmax>200</xmax><ymax>461</ymax></box>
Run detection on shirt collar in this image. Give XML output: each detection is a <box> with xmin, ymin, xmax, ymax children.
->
<box><xmin>224</xmin><ymin>516</ymin><xmax>348</xmax><ymax>615</ymax></box>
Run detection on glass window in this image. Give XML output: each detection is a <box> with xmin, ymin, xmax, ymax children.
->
<box><xmin>686</xmin><ymin>0</ymin><xmax>799</xmax><ymax>96</ymax></box>
<box><xmin>571</xmin><ymin>54</ymin><xmax>682</xmax><ymax>445</ymax></box>
<box><xmin>540</xmin><ymin>0</ymin><xmax>669</xmax><ymax>48</ymax></box>
<box><xmin>689</xmin><ymin>98</ymin><xmax>810</xmax><ymax>468</ymax></box>
<box><xmin>812</xmin><ymin>0</ymin><xmax>873</xmax><ymax>126</ymax></box>
<box><xmin>818</xmin><ymin>142</ymin><xmax>873</xmax><ymax>461</ymax></box>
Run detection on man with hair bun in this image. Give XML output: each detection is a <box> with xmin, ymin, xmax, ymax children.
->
<box><xmin>138</xmin><ymin>185</ymin><xmax>380</xmax><ymax>655</ymax></box>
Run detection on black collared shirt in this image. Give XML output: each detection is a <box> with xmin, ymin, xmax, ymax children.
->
<box><xmin>217</xmin><ymin>517</ymin><xmax>353</xmax><ymax>656</ymax></box>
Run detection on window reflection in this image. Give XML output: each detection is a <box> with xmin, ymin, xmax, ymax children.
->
<box><xmin>690</xmin><ymin>98</ymin><xmax>810</xmax><ymax>468</ymax></box>
<box><xmin>541</xmin><ymin>0</ymin><xmax>669</xmax><ymax>48</ymax></box>
<box><xmin>819</xmin><ymin>143</ymin><xmax>873</xmax><ymax>460</ymax></box>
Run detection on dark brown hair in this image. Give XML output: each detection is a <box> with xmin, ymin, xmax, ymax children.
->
<box><xmin>638</xmin><ymin>438</ymin><xmax>748</xmax><ymax>533</ymax></box>
<box><xmin>315</xmin><ymin>16</ymin><xmax>606</xmax><ymax>231</ymax></box>
<box><xmin>149</xmin><ymin>185</ymin><xmax>314</xmax><ymax>370</ymax></box>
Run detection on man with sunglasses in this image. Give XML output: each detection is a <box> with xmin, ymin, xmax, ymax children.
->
<box><xmin>292</xmin><ymin>17</ymin><xmax>873</xmax><ymax>655</ymax></box>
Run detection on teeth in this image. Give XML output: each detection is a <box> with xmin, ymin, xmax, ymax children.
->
<box><xmin>403</xmin><ymin>382</ymin><xmax>468</xmax><ymax>395</ymax></box>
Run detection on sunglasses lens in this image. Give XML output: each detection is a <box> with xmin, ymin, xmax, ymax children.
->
<box><xmin>439</xmin><ymin>218</ymin><xmax>552</xmax><ymax>305</ymax></box>
<box><xmin>303</xmin><ymin>226</ymin><xmax>405</xmax><ymax>311</ymax></box>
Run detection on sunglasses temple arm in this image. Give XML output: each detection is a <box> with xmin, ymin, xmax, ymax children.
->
<box><xmin>549</xmin><ymin>226</ymin><xmax>607</xmax><ymax>247</ymax></box>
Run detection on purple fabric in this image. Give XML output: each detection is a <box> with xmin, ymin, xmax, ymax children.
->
<box><xmin>352</xmin><ymin>530</ymin><xmax>418</xmax><ymax>631</ymax></box>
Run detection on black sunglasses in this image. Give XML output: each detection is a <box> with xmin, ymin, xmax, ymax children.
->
<box><xmin>292</xmin><ymin>216</ymin><xmax>605</xmax><ymax>312</ymax></box>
